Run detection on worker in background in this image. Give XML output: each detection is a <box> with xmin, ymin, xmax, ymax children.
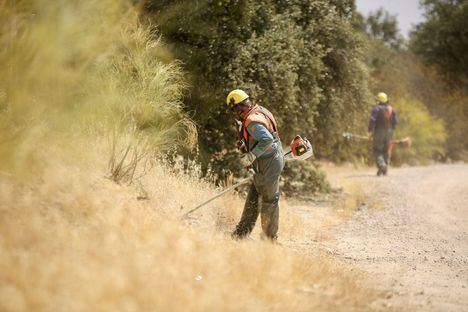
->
<box><xmin>368</xmin><ymin>92</ymin><xmax>398</xmax><ymax>176</ymax></box>
<box><xmin>226</xmin><ymin>89</ymin><xmax>284</xmax><ymax>241</ymax></box>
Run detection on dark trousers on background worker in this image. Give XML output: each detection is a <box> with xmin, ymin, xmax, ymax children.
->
<box><xmin>232</xmin><ymin>145</ymin><xmax>284</xmax><ymax>240</ymax></box>
<box><xmin>373</xmin><ymin>128</ymin><xmax>393</xmax><ymax>175</ymax></box>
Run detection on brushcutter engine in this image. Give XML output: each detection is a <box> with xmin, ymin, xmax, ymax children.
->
<box><xmin>392</xmin><ymin>137</ymin><xmax>412</xmax><ymax>148</ymax></box>
<box><xmin>287</xmin><ymin>135</ymin><xmax>313</xmax><ymax>160</ymax></box>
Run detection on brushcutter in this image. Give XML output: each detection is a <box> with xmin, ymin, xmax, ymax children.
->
<box><xmin>342</xmin><ymin>132</ymin><xmax>412</xmax><ymax>148</ymax></box>
<box><xmin>342</xmin><ymin>132</ymin><xmax>370</xmax><ymax>141</ymax></box>
<box><xmin>182</xmin><ymin>135</ymin><xmax>313</xmax><ymax>218</ymax></box>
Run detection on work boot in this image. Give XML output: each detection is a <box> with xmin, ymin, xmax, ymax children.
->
<box><xmin>231</xmin><ymin>228</ymin><xmax>249</xmax><ymax>240</ymax></box>
<box><xmin>382</xmin><ymin>166</ymin><xmax>388</xmax><ymax>175</ymax></box>
<box><xmin>376</xmin><ymin>168</ymin><xmax>382</xmax><ymax>176</ymax></box>
<box><xmin>260</xmin><ymin>232</ymin><xmax>278</xmax><ymax>243</ymax></box>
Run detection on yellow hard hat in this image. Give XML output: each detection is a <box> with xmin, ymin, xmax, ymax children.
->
<box><xmin>226</xmin><ymin>89</ymin><xmax>249</xmax><ymax>107</ymax></box>
<box><xmin>377</xmin><ymin>92</ymin><xmax>388</xmax><ymax>103</ymax></box>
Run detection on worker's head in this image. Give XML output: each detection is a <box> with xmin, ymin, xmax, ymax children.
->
<box><xmin>377</xmin><ymin>92</ymin><xmax>388</xmax><ymax>104</ymax></box>
<box><xmin>226</xmin><ymin>89</ymin><xmax>252</xmax><ymax>117</ymax></box>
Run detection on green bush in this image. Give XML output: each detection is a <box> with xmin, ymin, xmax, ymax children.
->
<box><xmin>390</xmin><ymin>97</ymin><xmax>446</xmax><ymax>165</ymax></box>
<box><xmin>143</xmin><ymin>0</ymin><xmax>371</xmax><ymax>194</ymax></box>
<box><xmin>410</xmin><ymin>0</ymin><xmax>468</xmax><ymax>85</ymax></box>
<box><xmin>362</xmin><ymin>23</ymin><xmax>465</xmax><ymax>161</ymax></box>
<box><xmin>282</xmin><ymin>161</ymin><xmax>331</xmax><ymax>197</ymax></box>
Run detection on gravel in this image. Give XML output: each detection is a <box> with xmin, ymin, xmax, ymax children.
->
<box><xmin>329</xmin><ymin>164</ymin><xmax>468</xmax><ymax>311</ymax></box>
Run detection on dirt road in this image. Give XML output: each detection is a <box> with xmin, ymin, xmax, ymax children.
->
<box><xmin>327</xmin><ymin>164</ymin><xmax>468</xmax><ymax>311</ymax></box>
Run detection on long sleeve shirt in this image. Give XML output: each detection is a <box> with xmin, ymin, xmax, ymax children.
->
<box><xmin>246</xmin><ymin>121</ymin><xmax>277</xmax><ymax>159</ymax></box>
<box><xmin>368</xmin><ymin>104</ymin><xmax>398</xmax><ymax>132</ymax></box>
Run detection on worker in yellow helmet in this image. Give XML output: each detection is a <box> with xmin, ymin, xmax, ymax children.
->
<box><xmin>226</xmin><ymin>89</ymin><xmax>284</xmax><ymax>241</ymax></box>
<box><xmin>368</xmin><ymin>92</ymin><xmax>398</xmax><ymax>176</ymax></box>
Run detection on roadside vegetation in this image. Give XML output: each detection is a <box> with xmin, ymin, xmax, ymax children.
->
<box><xmin>360</xmin><ymin>1</ymin><xmax>468</xmax><ymax>162</ymax></box>
<box><xmin>142</xmin><ymin>0</ymin><xmax>467</xmax><ymax>191</ymax></box>
<box><xmin>0</xmin><ymin>1</ymin><xmax>378</xmax><ymax>310</ymax></box>
<box><xmin>0</xmin><ymin>0</ymin><xmax>195</xmax><ymax>181</ymax></box>
<box><xmin>0</xmin><ymin>0</ymin><xmax>467</xmax><ymax>310</ymax></box>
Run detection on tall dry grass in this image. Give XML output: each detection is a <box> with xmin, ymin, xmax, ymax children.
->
<box><xmin>0</xmin><ymin>1</ymin><xmax>380</xmax><ymax>311</ymax></box>
<box><xmin>0</xmin><ymin>152</ymin><xmax>379</xmax><ymax>311</ymax></box>
<box><xmin>0</xmin><ymin>0</ymin><xmax>195</xmax><ymax>179</ymax></box>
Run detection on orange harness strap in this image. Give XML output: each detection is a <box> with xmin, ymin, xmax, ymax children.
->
<box><xmin>241</xmin><ymin>105</ymin><xmax>278</xmax><ymax>152</ymax></box>
<box><xmin>383</xmin><ymin>105</ymin><xmax>393</xmax><ymax>129</ymax></box>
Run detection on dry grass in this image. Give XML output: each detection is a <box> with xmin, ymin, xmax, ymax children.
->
<box><xmin>0</xmin><ymin>1</ymin><xmax>382</xmax><ymax>311</ymax></box>
<box><xmin>0</xmin><ymin>0</ymin><xmax>195</xmax><ymax>179</ymax></box>
<box><xmin>0</xmin><ymin>147</ymin><xmax>380</xmax><ymax>311</ymax></box>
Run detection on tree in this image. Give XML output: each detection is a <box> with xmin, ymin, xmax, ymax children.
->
<box><xmin>410</xmin><ymin>0</ymin><xmax>468</xmax><ymax>86</ymax></box>
<box><xmin>364</xmin><ymin>8</ymin><xmax>404</xmax><ymax>50</ymax></box>
<box><xmin>141</xmin><ymin>0</ymin><xmax>371</xmax><ymax>186</ymax></box>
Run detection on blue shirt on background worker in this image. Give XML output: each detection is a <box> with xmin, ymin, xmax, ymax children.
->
<box><xmin>368</xmin><ymin>92</ymin><xmax>398</xmax><ymax>176</ymax></box>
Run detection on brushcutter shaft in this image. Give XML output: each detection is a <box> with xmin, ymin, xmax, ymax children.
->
<box><xmin>183</xmin><ymin>140</ymin><xmax>313</xmax><ymax>218</ymax></box>
<box><xmin>343</xmin><ymin>132</ymin><xmax>370</xmax><ymax>141</ymax></box>
<box><xmin>182</xmin><ymin>176</ymin><xmax>253</xmax><ymax>217</ymax></box>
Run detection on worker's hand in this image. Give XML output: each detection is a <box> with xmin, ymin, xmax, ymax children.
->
<box><xmin>237</xmin><ymin>139</ymin><xmax>248</xmax><ymax>153</ymax></box>
<box><xmin>240</xmin><ymin>152</ymin><xmax>256</xmax><ymax>168</ymax></box>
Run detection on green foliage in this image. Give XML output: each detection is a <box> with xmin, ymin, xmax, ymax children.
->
<box><xmin>0</xmin><ymin>0</ymin><xmax>194</xmax><ymax>177</ymax></box>
<box><xmin>364</xmin><ymin>33</ymin><xmax>467</xmax><ymax>160</ymax></box>
<box><xmin>398</xmin><ymin>55</ymin><xmax>468</xmax><ymax>158</ymax></box>
<box><xmin>358</xmin><ymin>9</ymin><xmax>454</xmax><ymax>161</ymax></box>
<box><xmin>363</xmin><ymin>8</ymin><xmax>404</xmax><ymax>50</ymax></box>
<box><xmin>407</xmin><ymin>0</ymin><xmax>468</xmax><ymax>158</ymax></box>
<box><xmin>390</xmin><ymin>97</ymin><xmax>446</xmax><ymax>164</ymax></box>
<box><xmin>410</xmin><ymin>0</ymin><xmax>468</xmax><ymax>85</ymax></box>
<box><xmin>144</xmin><ymin>0</ymin><xmax>371</xmax><ymax>192</ymax></box>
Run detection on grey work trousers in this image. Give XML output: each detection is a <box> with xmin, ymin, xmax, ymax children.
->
<box><xmin>372</xmin><ymin>128</ymin><xmax>393</xmax><ymax>171</ymax></box>
<box><xmin>232</xmin><ymin>145</ymin><xmax>284</xmax><ymax>240</ymax></box>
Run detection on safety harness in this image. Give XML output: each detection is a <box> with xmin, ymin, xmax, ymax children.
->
<box><xmin>379</xmin><ymin>104</ymin><xmax>393</xmax><ymax>129</ymax></box>
<box><xmin>239</xmin><ymin>105</ymin><xmax>279</xmax><ymax>153</ymax></box>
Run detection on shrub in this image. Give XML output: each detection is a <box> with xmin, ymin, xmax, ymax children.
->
<box><xmin>0</xmin><ymin>0</ymin><xmax>195</xmax><ymax>180</ymax></box>
<box><xmin>143</xmin><ymin>0</ymin><xmax>370</xmax><ymax>195</ymax></box>
<box><xmin>390</xmin><ymin>97</ymin><xmax>446</xmax><ymax>165</ymax></box>
<box><xmin>282</xmin><ymin>161</ymin><xmax>331</xmax><ymax>198</ymax></box>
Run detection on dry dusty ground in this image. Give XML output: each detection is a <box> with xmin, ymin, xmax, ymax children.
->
<box><xmin>318</xmin><ymin>164</ymin><xmax>468</xmax><ymax>311</ymax></box>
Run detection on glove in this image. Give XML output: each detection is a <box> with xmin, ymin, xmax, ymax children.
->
<box><xmin>237</xmin><ymin>139</ymin><xmax>248</xmax><ymax>153</ymax></box>
<box><xmin>240</xmin><ymin>152</ymin><xmax>256</xmax><ymax>168</ymax></box>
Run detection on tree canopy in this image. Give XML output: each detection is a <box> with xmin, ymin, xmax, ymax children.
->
<box><xmin>410</xmin><ymin>0</ymin><xmax>468</xmax><ymax>86</ymax></box>
<box><xmin>363</xmin><ymin>8</ymin><xmax>404</xmax><ymax>50</ymax></box>
<box><xmin>143</xmin><ymin>0</ymin><xmax>370</xmax><ymax>181</ymax></box>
